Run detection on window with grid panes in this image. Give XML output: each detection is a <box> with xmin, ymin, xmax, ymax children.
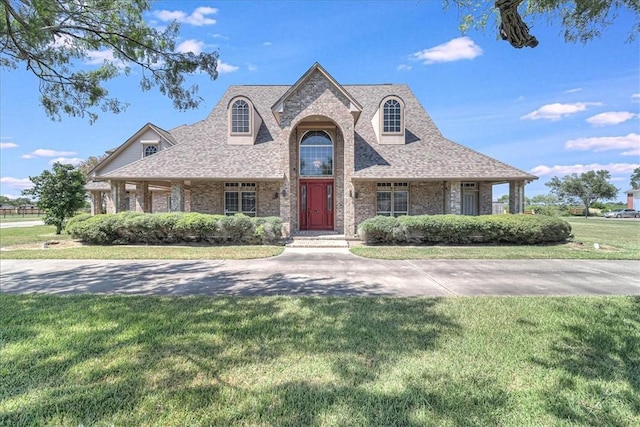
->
<box><xmin>231</xmin><ymin>100</ymin><xmax>250</xmax><ymax>133</ymax></box>
<box><xmin>383</xmin><ymin>99</ymin><xmax>402</xmax><ymax>133</ymax></box>
<box><xmin>376</xmin><ymin>182</ymin><xmax>408</xmax><ymax>217</ymax></box>
<box><xmin>224</xmin><ymin>182</ymin><xmax>256</xmax><ymax>216</ymax></box>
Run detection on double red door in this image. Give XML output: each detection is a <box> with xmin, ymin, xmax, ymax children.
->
<box><xmin>300</xmin><ymin>180</ymin><xmax>333</xmax><ymax>230</ymax></box>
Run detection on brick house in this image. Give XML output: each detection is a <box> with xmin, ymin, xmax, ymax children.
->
<box><xmin>87</xmin><ymin>63</ymin><xmax>537</xmax><ymax>238</ymax></box>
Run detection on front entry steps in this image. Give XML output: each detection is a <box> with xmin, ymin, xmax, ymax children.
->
<box><xmin>286</xmin><ymin>232</ymin><xmax>351</xmax><ymax>248</ymax></box>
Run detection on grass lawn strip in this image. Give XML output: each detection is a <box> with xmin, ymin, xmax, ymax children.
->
<box><xmin>1</xmin><ymin>295</ymin><xmax>638</xmax><ymax>426</ymax></box>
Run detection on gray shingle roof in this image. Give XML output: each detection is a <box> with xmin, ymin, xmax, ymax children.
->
<box><xmin>348</xmin><ymin>85</ymin><xmax>536</xmax><ymax>181</ymax></box>
<box><xmin>101</xmin><ymin>86</ymin><xmax>288</xmax><ymax>180</ymax></box>
<box><xmin>99</xmin><ymin>74</ymin><xmax>536</xmax><ymax>182</ymax></box>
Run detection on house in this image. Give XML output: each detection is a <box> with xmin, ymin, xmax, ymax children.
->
<box><xmin>625</xmin><ymin>188</ymin><xmax>640</xmax><ymax>210</ymax></box>
<box><xmin>87</xmin><ymin>63</ymin><xmax>537</xmax><ymax>238</ymax></box>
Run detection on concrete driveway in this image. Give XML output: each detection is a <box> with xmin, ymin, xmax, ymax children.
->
<box><xmin>1</xmin><ymin>248</ymin><xmax>639</xmax><ymax>296</ymax></box>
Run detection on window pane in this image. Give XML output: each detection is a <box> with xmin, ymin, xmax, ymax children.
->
<box><xmin>394</xmin><ymin>191</ymin><xmax>408</xmax><ymax>215</ymax></box>
<box><xmin>241</xmin><ymin>191</ymin><xmax>256</xmax><ymax>216</ymax></box>
<box><xmin>300</xmin><ymin>146</ymin><xmax>333</xmax><ymax>176</ymax></box>
<box><xmin>225</xmin><ymin>192</ymin><xmax>239</xmax><ymax>215</ymax></box>
<box><xmin>144</xmin><ymin>145</ymin><xmax>157</xmax><ymax>157</ymax></box>
<box><xmin>232</xmin><ymin>100</ymin><xmax>250</xmax><ymax>133</ymax></box>
<box><xmin>327</xmin><ymin>185</ymin><xmax>332</xmax><ymax>211</ymax></box>
<box><xmin>383</xmin><ymin>99</ymin><xmax>401</xmax><ymax>133</ymax></box>
<box><xmin>377</xmin><ymin>191</ymin><xmax>391</xmax><ymax>215</ymax></box>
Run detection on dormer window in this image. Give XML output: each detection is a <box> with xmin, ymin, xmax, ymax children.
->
<box><xmin>141</xmin><ymin>140</ymin><xmax>160</xmax><ymax>157</ymax></box>
<box><xmin>372</xmin><ymin>96</ymin><xmax>406</xmax><ymax>144</ymax></box>
<box><xmin>383</xmin><ymin>99</ymin><xmax>402</xmax><ymax>134</ymax></box>
<box><xmin>231</xmin><ymin>99</ymin><xmax>250</xmax><ymax>134</ymax></box>
<box><xmin>228</xmin><ymin>97</ymin><xmax>262</xmax><ymax>145</ymax></box>
<box><xmin>144</xmin><ymin>145</ymin><xmax>158</xmax><ymax>157</ymax></box>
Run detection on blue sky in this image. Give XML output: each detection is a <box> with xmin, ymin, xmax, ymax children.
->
<box><xmin>1</xmin><ymin>0</ymin><xmax>639</xmax><ymax>201</ymax></box>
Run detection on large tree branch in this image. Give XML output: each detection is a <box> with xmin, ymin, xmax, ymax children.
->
<box><xmin>495</xmin><ymin>0</ymin><xmax>539</xmax><ymax>48</ymax></box>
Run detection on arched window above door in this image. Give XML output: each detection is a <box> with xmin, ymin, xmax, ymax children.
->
<box><xmin>300</xmin><ymin>130</ymin><xmax>333</xmax><ymax>177</ymax></box>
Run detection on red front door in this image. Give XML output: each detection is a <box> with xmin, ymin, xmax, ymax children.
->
<box><xmin>300</xmin><ymin>180</ymin><xmax>333</xmax><ymax>230</ymax></box>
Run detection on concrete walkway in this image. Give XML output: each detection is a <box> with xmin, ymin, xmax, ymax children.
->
<box><xmin>0</xmin><ymin>220</ymin><xmax>44</xmax><ymax>228</ymax></box>
<box><xmin>1</xmin><ymin>248</ymin><xmax>638</xmax><ymax>296</ymax></box>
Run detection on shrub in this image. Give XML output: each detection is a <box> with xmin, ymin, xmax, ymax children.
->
<box><xmin>357</xmin><ymin>214</ymin><xmax>571</xmax><ymax>245</ymax></box>
<box><xmin>357</xmin><ymin>215</ymin><xmax>408</xmax><ymax>244</ymax></box>
<box><xmin>68</xmin><ymin>212</ymin><xmax>284</xmax><ymax>245</ymax></box>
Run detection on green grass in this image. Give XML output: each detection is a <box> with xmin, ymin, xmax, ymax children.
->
<box><xmin>0</xmin><ymin>214</ymin><xmax>43</xmax><ymax>223</ymax></box>
<box><xmin>1</xmin><ymin>295</ymin><xmax>638</xmax><ymax>426</ymax></box>
<box><xmin>352</xmin><ymin>218</ymin><xmax>640</xmax><ymax>260</ymax></box>
<box><xmin>0</xmin><ymin>225</ymin><xmax>72</xmax><ymax>246</ymax></box>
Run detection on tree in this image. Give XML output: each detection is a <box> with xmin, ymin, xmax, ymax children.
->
<box><xmin>1</xmin><ymin>0</ymin><xmax>218</xmax><ymax>122</ymax></box>
<box><xmin>530</xmin><ymin>194</ymin><xmax>560</xmax><ymax>205</ymax></box>
<box><xmin>630</xmin><ymin>167</ymin><xmax>640</xmax><ymax>190</ymax></box>
<box><xmin>22</xmin><ymin>162</ymin><xmax>86</xmax><ymax>234</ymax></box>
<box><xmin>448</xmin><ymin>0</ymin><xmax>639</xmax><ymax>49</ymax></box>
<box><xmin>545</xmin><ymin>170</ymin><xmax>618</xmax><ymax>217</ymax></box>
<box><xmin>77</xmin><ymin>154</ymin><xmax>108</xmax><ymax>179</ymax></box>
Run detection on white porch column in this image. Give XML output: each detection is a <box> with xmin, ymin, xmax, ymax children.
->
<box><xmin>170</xmin><ymin>182</ymin><xmax>185</xmax><ymax>212</ymax></box>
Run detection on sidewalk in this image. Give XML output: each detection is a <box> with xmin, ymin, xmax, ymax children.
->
<box><xmin>1</xmin><ymin>250</ymin><xmax>638</xmax><ymax>296</ymax></box>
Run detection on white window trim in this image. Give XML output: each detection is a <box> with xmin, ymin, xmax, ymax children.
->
<box><xmin>229</xmin><ymin>97</ymin><xmax>253</xmax><ymax>136</ymax></box>
<box><xmin>142</xmin><ymin>143</ymin><xmax>159</xmax><ymax>157</ymax></box>
<box><xmin>224</xmin><ymin>182</ymin><xmax>257</xmax><ymax>216</ymax></box>
<box><xmin>376</xmin><ymin>182</ymin><xmax>409</xmax><ymax>217</ymax></box>
<box><xmin>299</xmin><ymin>130</ymin><xmax>334</xmax><ymax>178</ymax></box>
<box><xmin>380</xmin><ymin>96</ymin><xmax>405</xmax><ymax>136</ymax></box>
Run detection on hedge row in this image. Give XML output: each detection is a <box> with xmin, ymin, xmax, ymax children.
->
<box><xmin>357</xmin><ymin>214</ymin><xmax>572</xmax><ymax>245</ymax></box>
<box><xmin>66</xmin><ymin>212</ymin><xmax>283</xmax><ymax>245</ymax></box>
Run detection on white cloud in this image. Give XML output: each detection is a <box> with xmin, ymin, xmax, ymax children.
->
<box><xmin>49</xmin><ymin>157</ymin><xmax>83</xmax><ymax>166</ymax></box>
<box><xmin>247</xmin><ymin>63</ymin><xmax>257</xmax><ymax>72</ymax></box>
<box><xmin>565</xmin><ymin>133</ymin><xmax>639</xmax><ymax>154</ymax></box>
<box><xmin>410</xmin><ymin>37</ymin><xmax>482</xmax><ymax>64</ymax></box>
<box><xmin>586</xmin><ymin>111</ymin><xmax>637</xmax><ymax>127</ymax></box>
<box><xmin>85</xmin><ymin>49</ymin><xmax>125</xmax><ymax>68</ymax></box>
<box><xmin>397</xmin><ymin>64</ymin><xmax>413</xmax><ymax>71</ymax></box>
<box><xmin>0</xmin><ymin>177</ymin><xmax>33</xmax><ymax>191</ymax></box>
<box><xmin>217</xmin><ymin>61</ymin><xmax>239</xmax><ymax>74</ymax></box>
<box><xmin>153</xmin><ymin>6</ymin><xmax>218</xmax><ymax>26</ymax></box>
<box><xmin>262</xmin><ymin>41</ymin><xmax>272</xmax><ymax>46</ymax></box>
<box><xmin>530</xmin><ymin>163</ymin><xmax>639</xmax><ymax>176</ymax></box>
<box><xmin>175</xmin><ymin>39</ymin><xmax>205</xmax><ymax>55</ymax></box>
<box><xmin>21</xmin><ymin>149</ymin><xmax>77</xmax><ymax>159</ymax></box>
<box><xmin>564</xmin><ymin>88</ymin><xmax>583</xmax><ymax>93</ymax></box>
<box><xmin>521</xmin><ymin>102</ymin><xmax>602</xmax><ymax>121</ymax></box>
<box><xmin>632</xmin><ymin>93</ymin><xmax>640</xmax><ymax>102</ymax></box>
<box><xmin>0</xmin><ymin>142</ymin><xmax>18</xmax><ymax>149</ymax></box>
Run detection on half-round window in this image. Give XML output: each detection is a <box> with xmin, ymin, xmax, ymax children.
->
<box><xmin>144</xmin><ymin>145</ymin><xmax>158</xmax><ymax>157</ymax></box>
<box><xmin>231</xmin><ymin>99</ymin><xmax>250</xmax><ymax>134</ymax></box>
<box><xmin>383</xmin><ymin>98</ymin><xmax>402</xmax><ymax>134</ymax></box>
<box><xmin>300</xmin><ymin>130</ymin><xmax>333</xmax><ymax>177</ymax></box>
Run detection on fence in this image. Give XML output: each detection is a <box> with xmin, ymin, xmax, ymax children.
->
<box><xmin>0</xmin><ymin>207</ymin><xmax>45</xmax><ymax>217</ymax></box>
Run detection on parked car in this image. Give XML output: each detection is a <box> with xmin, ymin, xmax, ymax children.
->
<box><xmin>604</xmin><ymin>208</ymin><xmax>640</xmax><ymax>218</ymax></box>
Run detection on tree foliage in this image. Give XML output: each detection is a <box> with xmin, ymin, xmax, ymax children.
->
<box><xmin>447</xmin><ymin>0</ymin><xmax>639</xmax><ymax>48</ymax></box>
<box><xmin>630</xmin><ymin>167</ymin><xmax>640</xmax><ymax>190</ymax></box>
<box><xmin>0</xmin><ymin>0</ymin><xmax>218</xmax><ymax>122</ymax></box>
<box><xmin>77</xmin><ymin>153</ymin><xmax>108</xmax><ymax>179</ymax></box>
<box><xmin>545</xmin><ymin>170</ymin><xmax>618</xmax><ymax>216</ymax></box>
<box><xmin>22</xmin><ymin>162</ymin><xmax>87</xmax><ymax>234</ymax></box>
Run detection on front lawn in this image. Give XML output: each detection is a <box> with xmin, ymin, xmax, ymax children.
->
<box><xmin>1</xmin><ymin>295</ymin><xmax>638</xmax><ymax>426</ymax></box>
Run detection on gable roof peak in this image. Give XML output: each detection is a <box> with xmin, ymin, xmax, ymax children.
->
<box><xmin>271</xmin><ymin>62</ymin><xmax>363</xmax><ymax>125</ymax></box>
